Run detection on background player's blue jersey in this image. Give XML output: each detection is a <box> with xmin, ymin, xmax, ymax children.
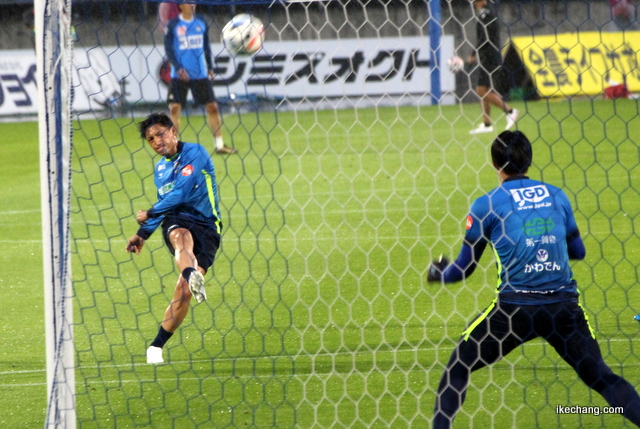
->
<box><xmin>138</xmin><ymin>142</ymin><xmax>221</xmax><ymax>239</ymax></box>
<box><xmin>442</xmin><ymin>176</ymin><xmax>585</xmax><ymax>304</ymax></box>
<box><xmin>165</xmin><ymin>14</ymin><xmax>212</xmax><ymax>80</ymax></box>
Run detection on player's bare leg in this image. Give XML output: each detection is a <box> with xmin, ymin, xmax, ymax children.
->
<box><xmin>169</xmin><ymin>102</ymin><xmax>182</xmax><ymax>133</ymax></box>
<box><xmin>148</xmin><ymin>262</ymin><xmax>204</xmax><ymax>364</ymax></box>
<box><xmin>205</xmin><ymin>101</ymin><xmax>222</xmax><ymax>140</ymax></box>
<box><xmin>158</xmin><ymin>227</ymin><xmax>202</xmax><ymax>335</ymax></box>
<box><xmin>206</xmin><ymin>101</ymin><xmax>236</xmax><ymax>154</ymax></box>
<box><xmin>469</xmin><ymin>86</ymin><xmax>494</xmax><ymax>134</ymax></box>
<box><xmin>153</xmin><ymin>227</ymin><xmax>206</xmax><ymax>352</ymax></box>
<box><xmin>160</xmin><ymin>264</ymin><xmax>206</xmax><ymax>329</ymax></box>
<box><xmin>478</xmin><ymin>85</ymin><xmax>509</xmax><ymax>124</ymax></box>
<box><xmin>168</xmin><ymin>227</ymin><xmax>207</xmax><ymax>304</ymax></box>
<box><xmin>161</xmin><ymin>273</ymin><xmax>197</xmax><ymax>332</ymax></box>
<box><xmin>477</xmin><ymin>86</ymin><xmax>518</xmax><ymax>131</ymax></box>
<box><xmin>169</xmin><ymin>227</ymin><xmax>198</xmax><ymax>274</ymax></box>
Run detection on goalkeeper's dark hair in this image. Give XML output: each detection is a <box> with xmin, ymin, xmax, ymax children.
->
<box><xmin>138</xmin><ymin>112</ymin><xmax>174</xmax><ymax>139</ymax></box>
<box><xmin>491</xmin><ymin>131</ymin><xmax>532</xmax><ymax>175</ymax></box>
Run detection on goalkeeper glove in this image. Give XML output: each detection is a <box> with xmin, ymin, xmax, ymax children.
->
<box><xmin>427</xmin><ymin>255</ymin><xmax>449</xmax><ymax>283</ymax></box>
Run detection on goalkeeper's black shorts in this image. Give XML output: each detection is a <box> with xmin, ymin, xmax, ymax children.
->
<box><xmin>454</xmin><ymin>298</ymin><xmax>598</xmax><ymax>372</ymax></box>
<box><xmin>161</xmin><ymin>213</ymin><xmax>221</xmax><ymax>272</ymax></box>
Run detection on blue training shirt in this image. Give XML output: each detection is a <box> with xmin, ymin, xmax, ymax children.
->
<box><xmin>164</xmin><ymin>14</ymin><xmax>213</xmax><ymax>80</ymax></box>
<box><xmin>442</xmin><ymin>176</ymin><xmax>586</xmax><ymax>304</ymax></box>
<box><xmin>137</xmin><ymin>142</ymin><xmax>221</xmax><ymax>239</ymax></box>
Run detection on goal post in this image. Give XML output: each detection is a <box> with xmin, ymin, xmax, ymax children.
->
<box><xmin>37</xmin><ymin>0</ymin><xmax>76</xmax><ymax>427</ymax></box>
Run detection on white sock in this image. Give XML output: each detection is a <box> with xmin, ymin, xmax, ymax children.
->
<box><xmin>214</xmin><ymin>136</ymin><xmax>224</xmax><ymax>150</ymax></box>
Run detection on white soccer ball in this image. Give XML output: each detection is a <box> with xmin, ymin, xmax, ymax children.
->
<box><xmin>222</xmin><ymin>14</ymin><xmax>265</xmax><ymax>56</ymax></box>
<box><xmin>447</xmin><ymin>56</ymin><xmax>464</xmax><ymax>73</ymax></box>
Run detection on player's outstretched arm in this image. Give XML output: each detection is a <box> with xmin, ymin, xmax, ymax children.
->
<box><xmin>126</xmin><ymin>234</ymin><xmax>146</xmax><ymax>254</ymax></box>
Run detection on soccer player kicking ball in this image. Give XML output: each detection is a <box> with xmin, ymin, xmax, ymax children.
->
<box><xmin>428</xmin><ymin>130</ymin><xmax>640</xmax><ymax>428</ymax></box>
<box><xmin>126</xmin><ymin>112</ymin><xmax>223</xmax><ymax>364</ymax></box>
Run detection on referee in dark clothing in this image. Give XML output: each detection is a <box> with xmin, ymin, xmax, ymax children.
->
<box><xmin>468</xmin><ymin>0</ymin><xmax>519</xmax><ymax>134</ymax></box>
<box><xmin>428</xmin><ymin>131</ymin><xmax>640</xmax><ymax>428</ymax></box>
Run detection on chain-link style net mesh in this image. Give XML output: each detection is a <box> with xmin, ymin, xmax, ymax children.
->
<box><xmin>65</xmin><ymin>1</ymin><xmax>640</xmax><ymax>427</ymax></box>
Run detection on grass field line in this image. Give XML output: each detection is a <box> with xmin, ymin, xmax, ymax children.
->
<box><xmin>2</xmin><ymin>337</ymin><xmax>638</xmax><ymax>381</ymax></box>
<box><xmin>0</xmin><ymin>208</ymin><xmax>41</xmax><ymax>216</ymax></box>
<box><xmin>5</xmin><ymin>362</ymin><xmax>640</xmax><ymax>389</ymax></box>
<box><xmin>4</xmin><ymin>188</ymin><xmax>428</xmax><ymax>220</ymax></box>
<box><xmin>1</xmin><ymin>203</ymin><xmax>436</xmax><ymax>227</ymax></box>
<box><xmin>0</xmin><ymin>233</ymin><xmax>462</xmax><ymax>245</ymax></box>
<box><xmin>67</xmin><ymin>203</ymin><xmax>434</xmax><ymax>222</ymax></box>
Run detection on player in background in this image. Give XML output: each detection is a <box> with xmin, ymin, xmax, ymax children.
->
<box><xmin>609</xmin><ymin>0</ymin><xmax>640</xmax><ymax>31</ymax></box>
<box><xmin>428</xmin><ymin>131</ymin><xmax>640</xmax><ymax>428</ymax></box>
<box><xmin>164</xmin><ymin>3</ymin><xmax>237</xmax><ymax>154</ymax></box>
<box><xmin>468</xmin><ymin>0</ymin><xmax>518</xmax><ymax>134</ymax></box>
<box><xmin>126</xmin><ymin>113</ymin><xmax>224</xmax><ymax>364</ymax></box>
<box><xmin>157</xmin><ymin>2</ymin><xmax>180</xmax><ymax>33</ymax></box>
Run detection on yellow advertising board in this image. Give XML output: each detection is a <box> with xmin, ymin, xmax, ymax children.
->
<box><xmin>511</xmin><ymin>32</ymin><xmax>640</xmax><ymax>97</ymax></box>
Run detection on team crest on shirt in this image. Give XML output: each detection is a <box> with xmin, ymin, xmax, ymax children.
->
<box><xmin>181</xmin><ymin>165</ymin><xmax>194</xmax><ymax>176</ymax></box>
<box><xmin>177</xmin><ymin>25</ymin><xmax>187</xmax><ymax>36</ymax></box>
<box><xmin>466</xmin><ymin>215</ymin><xmax>473</xmax><ymax>230</ymax></box>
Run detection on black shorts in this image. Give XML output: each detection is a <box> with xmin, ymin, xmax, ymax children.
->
<box><xmin>168</xmin><ymin>78</ymin><xmax>216</xmax><ymax>108</ymax></box>
<box><xmin>456</xmin><ymin>298</ymin><xmax>597</xmax><ymax>371</ymax></box>
<box><xmin>161</xmin><ymin>214</ymin><xmax>221</xmax><ymax>272</ymax></box>
<box><xmin>477</xmin><ymin>63</ymin><xmax>504</xmax><ymax>91</ymax></box>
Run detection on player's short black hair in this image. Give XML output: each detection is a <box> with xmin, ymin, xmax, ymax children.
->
<box><xmin>491</xmin><ymin>131</ymin><xmax>532</xmax><ymax>175</ymax></box>
<box><xmin>138</xmin><ymin>112</ymin><xmax>174</xmax><ymax>139</ymax></box>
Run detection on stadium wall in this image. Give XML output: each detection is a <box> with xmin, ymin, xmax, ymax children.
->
<box><xmin>0</xmin><ymin>0</ymin><xmax>626</xmax><ymax>116</ymax></box>
<box><xmin>0</xmin><ymin>1</ymin><xmax>620</xmax><ymax>50</ymax></box>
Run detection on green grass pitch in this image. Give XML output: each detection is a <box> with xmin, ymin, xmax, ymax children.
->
<box><xmin>1</xmin><ymin>98</ymin><xmax>639</xmax><ymax>428</ymax></box>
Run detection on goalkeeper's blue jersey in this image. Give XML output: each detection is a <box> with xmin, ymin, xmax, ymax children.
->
<box><xmin>164</xmin><ymin>14</ymin><xmax>212</xmax><ymax>80</ymax></box>
<box><xmin>138</xmin><ymin>142</ymin><xmax>221</xmax><ymax>239</ymax></box>
<box><xmin>444</xmin><ymin>176</ymin><xmax>583</xmax><ymax>304</ymax></box>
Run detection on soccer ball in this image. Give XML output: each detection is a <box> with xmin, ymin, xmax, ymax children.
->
<box><xmin>447</xmin><ymin>56</ymin><xmax>464</xmax><ymax>73</ymax></box>
<box><xmin>222</xmin><ymin>14</ymin><xmax>265</xmax><ymax>56</ymax></box>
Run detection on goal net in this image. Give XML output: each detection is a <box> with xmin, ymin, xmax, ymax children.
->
<box><xmin>38</xmin><ymin>0</ymin><xmax>640</xmax><ymax>427</ymax></box>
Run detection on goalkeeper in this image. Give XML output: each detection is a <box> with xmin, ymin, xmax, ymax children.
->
<box><xmin>428</xmin><ymin>130</ymin><xmax>640</xmax><ymax>428</ymax></box>
<box><xmin>126</xmin><ymin>112</ymin><xmax>223</xmax><ymax>364</ymax></box>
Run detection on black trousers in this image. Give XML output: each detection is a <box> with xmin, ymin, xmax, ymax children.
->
<box><xmin>433</xmin><ymin>299</ymin><xmax>640</xmax><ymax>428</ymax></box>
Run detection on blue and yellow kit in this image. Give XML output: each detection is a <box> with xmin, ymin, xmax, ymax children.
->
<box><xmin>442</xmin><ymin>176</ymin><xmax>585</xmax><ymax>304</ymax></box>
<box><xmin>137</xmin><ymin>142</ymin><xmax>221</xmax><ymax>239</ymax></box>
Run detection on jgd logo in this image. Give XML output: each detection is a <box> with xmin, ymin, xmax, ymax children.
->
<box><xmin>510</xmin><ymin>185</ymin><xmax>550</xmax><ymax>207</ymax></box>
